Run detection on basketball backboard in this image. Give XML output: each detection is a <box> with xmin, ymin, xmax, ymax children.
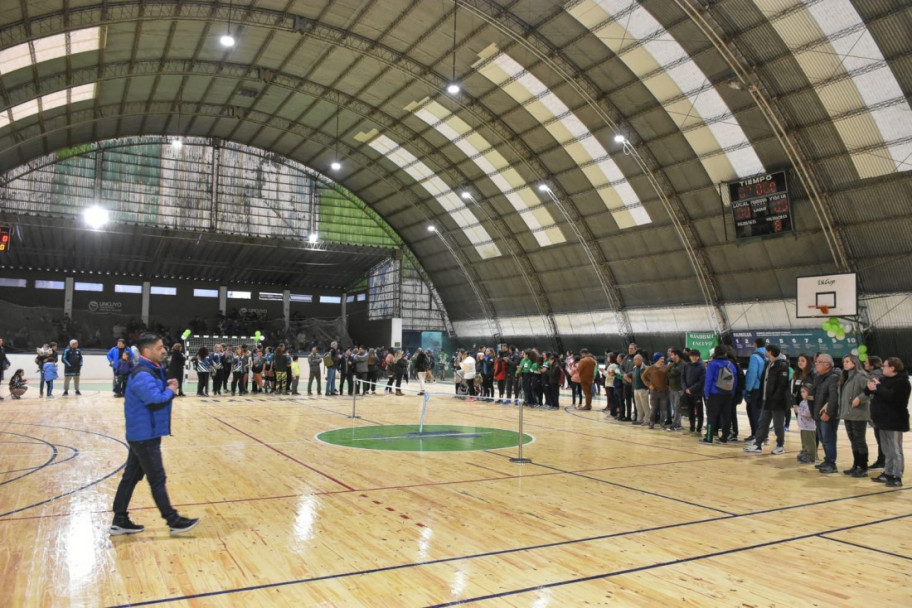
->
<box><xmin>796</xmin><ymin>273</ymin><xmax>857</xmax><ymax>317</ymax></box>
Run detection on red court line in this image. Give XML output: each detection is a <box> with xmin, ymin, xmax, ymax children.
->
<box><xmin>0</xmin><ymin>449</ymin><xmax>790</xmax><ymax>524</ymax></box>
<box><xmin>210</xmin><ymin>415</ymin><xmax>355</xmax><ymax>491</ymax></box>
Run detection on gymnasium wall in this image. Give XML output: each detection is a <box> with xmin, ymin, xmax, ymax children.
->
<box><xmin>0</xmin><ymin>269</ymin><xmax>348</xmax><ymax>351</ymax></box>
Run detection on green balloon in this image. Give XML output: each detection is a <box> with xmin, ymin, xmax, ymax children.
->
<box><xmin>859</xmin><ymin>353</ymin><xmax>868</xmax><ymax>362</ymax></box>
<box><xmin>858</xmin><ymin>345</ymin><xmax>868</xmax><ymax>354</ymax></box>
<box><xmin>181</xmin><ymin>329</ymin><xmax>192</xmax><ymax>339</ymax></box>
<box><xmin>836</xmin><ymin>331</ymin><xmax>846</xmax><ymax>340</ymax></box>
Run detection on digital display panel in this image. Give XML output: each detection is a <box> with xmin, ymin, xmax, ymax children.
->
<box><xmin>728</xmin><ymin>171</ymin><xmax>792</xmax><ymax>240</ymax></box>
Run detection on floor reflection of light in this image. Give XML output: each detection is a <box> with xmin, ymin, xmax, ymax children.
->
<box><xmin>417</xmin><ymin>525</ymin><xmax>433</xmax><ymax>559</ymax></box>
<box><xmin>532</xmin><ymin>588</ymin><xmax>552</xmax><ymax>608</ymax></box>
<box><xmin>450</xmin><ymin>569</ymin><xmax>467</xmax><ymax>597</ymax></box>
<box><xmin>292</xmin><ymin>495</ymin><xmax>319</xmax><ymax>554</ymax></box>
<box><xmin>61</xmin><ymin>508</ymin><xmax>101</xmax><ymax>594</ymax></box>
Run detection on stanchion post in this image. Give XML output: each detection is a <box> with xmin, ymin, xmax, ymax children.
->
<box><xmin>510</xmin><ymin>401</ymin><xmax>531</xmax><ymax>464</ymax></box>
<box><xmin>350</xmin><ymin>378</ymin><xmax>360</xmax><ymax>419</ymax></box>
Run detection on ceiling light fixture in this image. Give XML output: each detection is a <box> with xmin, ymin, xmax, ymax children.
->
<box><xmin>427</xmin><ymin>225</ymin><xmax>437</xmax><ymax>232</ymax></box>
<box><xmin>84</xmin><ymin>205</ymin><xmax>109</xmax><ymax>229</ymax></box>
<box><xmin>221</xmin><ymin>0</ymin><xmax>236</xmax><ymax>47</ymax></box>
<box><xmin>613</xmin><ymin>134</ymin><xmax>626</xmax><ymax>143</ymax></box>
<box><xmin>446</xmin><ymin>1</ymin><xmax>460</xmax><ymax>95</ymax></box>
<box><xmin>309</xmin><ymin>232</ymin><xmax>318</xmax><ymax>244</ymax></box>
<box><xmin>172</xmin><ymin>82</ymin><xmax>183</xmax><ymax>150</ymax></box>
<box><xmin>331</xmin><ymin>108</ymin><xmax>342</xmax><ymax>171</ymax></box>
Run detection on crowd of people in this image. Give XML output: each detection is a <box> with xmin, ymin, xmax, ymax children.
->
<box><xmin>1</xmin><ymin>331</ymin><xmax>908</xmax><ymax>487</ymax></box>
<box><xmin>163</xmin><ymin>342</ymin><xmax>448</xmax><ymax>398</ymax></box>
<box><xmin>423</xmin><ymin>341</ymin><xmax>909</xmax><ymax>488</ymax></box>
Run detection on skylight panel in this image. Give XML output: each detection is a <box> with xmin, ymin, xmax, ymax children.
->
<box><xmin>568</xmin><ymin>0</ymin><xmax>765</xmax><ymax>181</ymax></box>
<box><xmin>756</xmin><ymin>0</ymin><xmax>912</xmax><ymax>176</ymax></box>
<box><xmin>10</xmin><ymin>99</ymin><xmax>39</xmax><ymax>121</ymax></box>
<box><xmin>0</xmin><ymin>27</ymin><xmax>102</xmax><ymax>77</ymax></box>
<box><xmin>32</xmin><ymin>33</ymin><xmax>68</xmax><ymax>64</ymax></box>
<box><xmin>407</xmin><ymin>98</ymin><xmax>565</xmax><ymax>246</ymax></box>
<box><xmin>474</xmin><ymin>43</ymin><xmax>650</xmax><ymax>228</ymax></box>
<box><xmin>0</xmin><ymin>43</ymin><xmax>33</xmax><ymax>74</ymax></box>
<box><xmin>356</xmin><ymin>130</ymin><xmax>501</xmax><ymax>259</ymax></box>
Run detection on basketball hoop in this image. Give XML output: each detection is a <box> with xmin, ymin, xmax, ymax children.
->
<box><xmin>809</xmin><ymin>304</ymin><xmax>830</xmax><ymax>315</ymax></box>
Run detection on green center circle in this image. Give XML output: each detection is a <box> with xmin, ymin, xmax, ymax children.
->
<box><xmin>316</xmin><ymin>425</ymin><xmax>534</xmax><ymax>452</ymax></box>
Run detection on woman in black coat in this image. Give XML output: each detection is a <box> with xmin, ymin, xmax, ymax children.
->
<box><xmin>865</xmin><ymin>357</ymin><xmax>910</xmax><ymax>487</ymax></box>
<box><xmin>168</xmin><ymin>343</ymin><xmax>186</xmax><ymax>396</ymax></box>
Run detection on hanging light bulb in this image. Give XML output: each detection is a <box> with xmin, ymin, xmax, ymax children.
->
<box><xmin>221</xmin><ymin>0</ymin><xmax>235</xmax><ymax>47</ymax></box>
<box><xmin>445</xmin><ymin>1</ymin><xmax>460</xmax><ymax>95</ymax></box>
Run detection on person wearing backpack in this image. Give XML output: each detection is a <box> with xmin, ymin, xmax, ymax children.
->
<box><xmin>742</xmin><ymin>338</ymin><xmax>768</xmax><ymax>442</ymax></box>
<box><xmin>701</xmin><ymin>345</ymin><xmax>737</xmax><ymax>444</ymax></box>
<box><xmin>324</xmin><ymin>342</ymin><xmax>339</xmax><ymax>395</ymax></box>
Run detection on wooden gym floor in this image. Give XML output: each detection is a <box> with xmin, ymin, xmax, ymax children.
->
<box><xmin>1</xmin><ymin>382</ymin><xmax>910</xmax><ymax>607</ymax></box>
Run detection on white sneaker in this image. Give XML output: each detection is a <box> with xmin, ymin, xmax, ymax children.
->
<box><xmin>743</xmin><ymin>445</ymin><xmax>762</xmax><ymax>453</ymax></box>
<box><xmin>771</xmin><ymin>446</ymin><xmax>785</xmax><ymax>455</ymax></box>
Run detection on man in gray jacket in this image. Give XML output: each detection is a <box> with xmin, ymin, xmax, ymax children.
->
<box><xmin>307</xmin><ymin>347</ymin><xmax>323</xmax><ymax>395</ymax></box>
<box><xmin>353</xmin><ymin>346</ymin><xmax>370</xmax><ymax>395</ymax></box>
<box><xmin>813</xmin><ymin>354</ymin><xmax>842</xmax><ymax>474</ymax></box>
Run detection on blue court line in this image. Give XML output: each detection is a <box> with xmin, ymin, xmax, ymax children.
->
<box><xmin>103</xmin><ymin>488</ymin><xmax>909</xmax><ymax>608</ymax></box>
<box><xmin>484</xmin><ymin>450</ymin><xmax>737</xmax><ymax>516</ymax></box>
<box><xmin>0</xmin><ymin>431</ymin><xmax>58</xmax><ymax>486</ymax></box>
<box><xmin>818</xmin><ymin>535</ymin><xmax>912</xmax><ymax>562</ymax></box>
<box><xmin>0</xmin><ymin>422</ymin><xmax>128</xmax><ymax>519</ymax></box>
<box><xmin>426</xmin><ymin>512</ymin><xmax>912</xmax><ymax>607</ymax></box>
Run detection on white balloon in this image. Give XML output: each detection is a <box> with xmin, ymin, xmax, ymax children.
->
<box><xmin>851</xmin><ymin>349</ymin><xmax>859</xmax><ymax>356</ymax></box>
<box><xmin>827</xmin><ymin>330</ymin><xmax>836</xmax><ymax>338</ymax></box>
<box><xmin>843</xmin><ymin>323</ymin><xmax>852</xmax><ymax>333</ymax></box>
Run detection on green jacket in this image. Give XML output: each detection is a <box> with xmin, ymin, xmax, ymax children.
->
<box><xmin>666</xmin><ymin>360</ymin><xmax>684</xmax><ymax>391</ymax></box>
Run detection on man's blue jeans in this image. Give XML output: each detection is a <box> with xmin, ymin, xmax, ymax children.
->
<box><xmin>817</xmin><ymin>417</ymin><xmax>840</xmax><ymax>466</ymax></box>
<box><xmin>326</xmin><ymin>366</ymin><xmax>337</xmax><ymax>394</ymax></box>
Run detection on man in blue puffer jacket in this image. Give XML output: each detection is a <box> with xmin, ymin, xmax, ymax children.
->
<box><xmin>700</xmin><ymin>345</ymin><xmax>738</xmax><ymax>445</ymax></box>
<box><xmin>109</xmin><ymin>333</ymin><xmax>200</xmax><ymax>537</ymax></box>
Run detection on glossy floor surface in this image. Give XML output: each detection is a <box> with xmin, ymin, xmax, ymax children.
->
<box><xmin>1</xmin><ymin>384</ymin><xmax>910</xmax><ymax>607</ymax></box>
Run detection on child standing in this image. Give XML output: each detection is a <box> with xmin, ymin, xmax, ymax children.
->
<box><xmin>43</xmin><ymin>360</ymin><xmax>59</xmax><ymax>398</ymax></box>
<box><xmin>114</xmin><ymin>351</ymin><xmax>133</xmax><ymax>397</ymax></box>
<box><xmin>9</xmin><ymin>369</ymin><xmax>28</xmax><ymax>399</ymax></box>
<box><xmin>795</xmin><ymin>386</ymin><xmax>817</xmax><ymax>463</ymax></box>
<box><xmin>290</xmin><ymin>355</ymin><xmax>301</xmax><ymax>395</ymax></box>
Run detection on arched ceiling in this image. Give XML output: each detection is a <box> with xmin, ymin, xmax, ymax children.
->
<box><xmin>1</xmin><ymin>0</ymin><xmax>910</xmax><ymax>339</ymax></box>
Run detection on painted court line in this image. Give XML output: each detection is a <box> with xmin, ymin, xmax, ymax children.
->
<box><xmin>210</xmin><ymin>415</ymin><xmax>355</xmax><ymax>491</ymax></box>
<box><xmin>426</xmin><ymin>512</ymin><xmax>912</xmax><ymax>607</ymax></box>
<box><xmin>103</xmin><ymin>491</ymin><xmax>910</xmax><ymax>607</ymax></box>
<box><xmin>818</xmin><ymin>535</ymin><xmax>912</xmax><ymax>562</ymax></box>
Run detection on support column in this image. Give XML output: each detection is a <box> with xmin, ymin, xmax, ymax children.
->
<box><xmin>219</xmin><ymin>286</ymin><xmax>227</xmax><ymax>317</ymax></box>
<box><xmin>341</xmin><ymin>291</ymin><xmax>348</xmax><ymax>338</ymax></box>
<box><xmin>64</xmin><ymin>277</ymin><xmax>74</xmax><ymax>319</ymax></box>
<box><xmin>391</xmin><ymin>318</ymin><xmax>403</xmax><ymax>349</ymax></box>
<box><xmin>283</xmin><ymin>289</ymin><xmax>291</xmax><ymax>331</ymax></box>
<box><xmin>141</xmin><ymin>281</ymin><xmax>150</xmax><ymax>326</ymax></box>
